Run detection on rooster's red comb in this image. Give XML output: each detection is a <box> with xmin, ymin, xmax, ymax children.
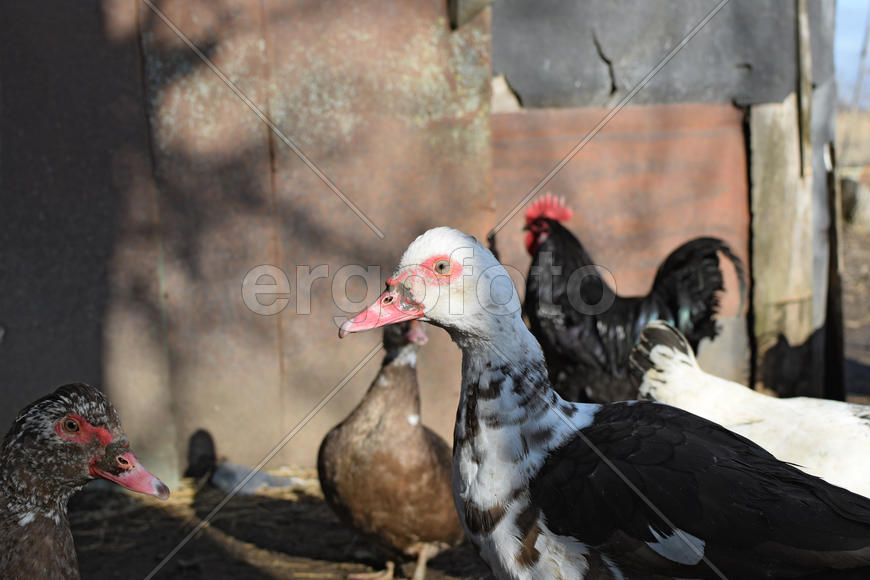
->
<box><xmin>525</xmin><ymin>192</ymin><xmax>573</xmax><ymax>224</ymax></box>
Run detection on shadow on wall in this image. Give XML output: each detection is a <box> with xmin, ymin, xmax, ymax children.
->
<box><xmin>0</xmin><ymin>1</ymin><xmax>378</xmax><ymax>475</ymax></box>
<box><xmin>8</xmin><ymin>0</ymin><xmax>491</xmax><ymax>480</ymax></box>
<box><xmin>759</xmin><ymin>327</ymin><xmax>846</xmax><ymax>399</ymax></box>
<box><xmin>0</xmin><ymin>4</ymin><xmax>125</xmax><ymax>437</ymax></box>
<box><xmin>103</xmin><ymin>0</ymin><xmax>493</xmax><ymax>476</ymax></box>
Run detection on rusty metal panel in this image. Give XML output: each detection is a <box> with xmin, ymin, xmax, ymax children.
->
<box><xmin>264</xmin><ymin>1</ymin><xmax>492</xmax><ymax>467</ymax></box>
<box><xmin>492</xmin><ymin>103</ymin><xmax>750</xmax><ymax>382</ymax></box>
<box><xmin>138</xmin><ymin>0</ymin><xmax>283</xmax><ymax>467</ymax></box>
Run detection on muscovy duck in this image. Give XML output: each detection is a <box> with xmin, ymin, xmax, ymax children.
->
<box><xmin>0</xmin><ymin>383</ymin><xmax>170</xmax><ymax>579</ymax></box>
<box><xmin>340</xmin><ymin>227</ymin><xmax>870</xmax><ymax>580</ymax></box>
<box><xmin>523</xmin><ymin>193</ymin><xmax>745</xmax><ymax>403</ymax></box>
<box><xmin>631</xmin><ymin>320</ymin><xmax>870</xmax><ymax>498</ymax></box>
<box><xmin>319</xmin><ymin>321</ymin><xmax>463</xmax><ymax>580</ymax></box>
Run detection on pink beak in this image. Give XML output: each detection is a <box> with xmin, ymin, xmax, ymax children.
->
<box><xmin>339</xmin><ymin>286</ymin><xmax>424</xmax><ymax>338</ymax></box>
<box><xmin>406</xmin><ymin>320</ymin><xmax>428</xmax><ymax>345</ymax></box>
<box><xmin>90</xmin><ymin>450</ymin><xmax>171</xmax><ymax>500</ymax></box>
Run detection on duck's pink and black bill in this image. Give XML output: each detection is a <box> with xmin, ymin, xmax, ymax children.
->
<box><xmin>339</xmin><ymin>287</ymin><xmax>424</xmax><ymax>338</ymax></box>
<box><xmin>90</xmin><ymin>451</ymin><xmax>171</xmax><ymax>500</ymax></box>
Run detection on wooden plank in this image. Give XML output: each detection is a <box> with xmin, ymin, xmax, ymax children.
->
<box><xmin>750</xmin><ymin>93</ymin><xmax>817</xmax><ymax>395</ymax></box>
<box><xmin>796</xmin><ymin>0</ymin><xmax>813</xmax><ymax>178</ymax></box>
<box><xmin>826</xmin><ymin>143</ymin><xmax>846</xmax><ymax>399</ymax></box>
<box><xmin>0</xmin><ymin>0</ymin><xmax>180</xmax><ymax>484</ymax></box>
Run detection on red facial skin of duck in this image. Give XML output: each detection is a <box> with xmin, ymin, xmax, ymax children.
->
<box><xmin>55</xmin><ymin>414</ymin><xmax>170</xmax><ymax>500</ymax></box>
<box><xmin>339</xmin><ymin>256</ymin><xmax>463</xmax><ymax>337</ymax></box>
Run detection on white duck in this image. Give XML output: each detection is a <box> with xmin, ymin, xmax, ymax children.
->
<box><xmin>631</xmin><ymin>320</ymin><xmax>870</xmax><ymax>498</ymax></box>
<box><xmin>340</xmin><ymin>227</ymin><xmax>870</xmax><ymax>580</ymax></box>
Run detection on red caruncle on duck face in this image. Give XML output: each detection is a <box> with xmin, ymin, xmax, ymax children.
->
<box><xmin>338</xmin><ymin>254</ymin><xmax>465</xmax><ymax>337</ymax></box>
<box><xmin>392</xmin><ymin>254</ymin><xmax>465</xmax><ymax>288</ymax></box>
<box><xmin>54</xmin><ymin>413</ymin><xmax>113</xmax><ymax>447</ymax></box>
<box><xmin>50</xmin><ymin>411</ymin><xmax>169</xmax><ymax>500</ymax></box>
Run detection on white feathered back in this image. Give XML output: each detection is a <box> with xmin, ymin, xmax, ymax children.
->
<box><xmin>632</xmin><ymin>321</ymin><xmax>870</xmax><ymax>498</ymax></box>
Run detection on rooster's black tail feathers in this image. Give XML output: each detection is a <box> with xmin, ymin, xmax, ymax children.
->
<box><xmin>650</xmin><ymin>237</ymin><xmax>746</xmax><ymax>350</ymax></box>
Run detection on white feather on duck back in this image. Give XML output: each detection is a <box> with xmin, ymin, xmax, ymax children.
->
<box><xmin>632</xmin><ymin>320</ymin><xmax>870</xmax><ymax>498</ymax></box>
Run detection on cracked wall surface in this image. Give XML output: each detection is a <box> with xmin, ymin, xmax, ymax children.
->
<box><xmin>493</xmin><ymin>0</ymin><xmax>825</xmax><ymax>108</ymax></box>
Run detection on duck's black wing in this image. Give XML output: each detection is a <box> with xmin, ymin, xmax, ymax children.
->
<box><xmin>530</xmin><ymin>401</ymin><xmax>870</xmax><ymax>579</ymax></box>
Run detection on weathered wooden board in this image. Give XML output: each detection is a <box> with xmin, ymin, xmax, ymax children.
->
<box><xmin>751</xmin><ymin>94</ymin><xmax>817</xmax><ymax>395</ymax></box>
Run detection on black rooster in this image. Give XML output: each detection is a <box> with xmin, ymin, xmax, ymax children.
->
<box><xmin>523</xmin><ymin>193</ymin><xmax>745</xmax><ymax>402</ymax></box>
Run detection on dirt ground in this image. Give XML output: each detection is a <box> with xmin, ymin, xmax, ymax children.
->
<box><xmin>70</xmin><ymin>468</ymin><xmax>493</xmax><ymax>580</ymax></box>
<box><xmin>69</xmin><ymin>226</ymin><xmax>870</xmax><ymax>580</ymax></box>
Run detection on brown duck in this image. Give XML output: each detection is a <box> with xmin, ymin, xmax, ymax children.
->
<box><xmin>0</xmin><ymin>383</ymin><xmax>170</xmax><ymax>579</ymax></box>
<box><xmin>318</xmin><ymin>321</ymin><xmax>463</xmax><ymax>580</ymax></box>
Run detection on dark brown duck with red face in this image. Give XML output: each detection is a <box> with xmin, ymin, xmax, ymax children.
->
<box><xmin>318</xmin><ymin>321</ymin><xmax>463</xmax><ymax>580</ymax></box>
<box><xmin>0</xmin><ymin>383</ymin><xmax>170</xmax><ymax>579</ymax></box>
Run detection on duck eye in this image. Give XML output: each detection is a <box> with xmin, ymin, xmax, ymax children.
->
<box><xmin>62</xmin><ymin>418</ymin><xmax>80</xmax><ymax>434</ymax></box>
<box><xmin>434</xmin><ymin>259</ymin><xmax>451</xmax><ymax>276</ymax></box>
<box><xmin>383</xmin><ymin>295</ymin><xmax>395</xmax><ymax>305</ymax></box>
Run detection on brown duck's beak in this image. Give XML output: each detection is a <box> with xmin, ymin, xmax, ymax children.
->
<box><xmin>90</xmin><ymin>443</ymin><xmax>170</xmax><ymax>500</ymax></box>
<box><xmin>339</xmin><ymin>286</ymin><xmax>424</xmax><ymax>338</ymax></box>
<box><xmin>406</xmin><ymin>320</ymin><xmax>428</xmax><ymax>345</ymax></box>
